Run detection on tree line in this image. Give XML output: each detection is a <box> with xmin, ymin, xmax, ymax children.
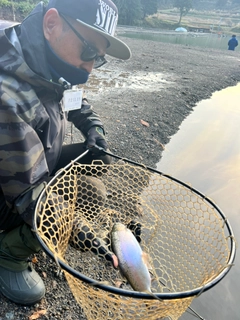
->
<box><xmin>115</xmin><ymin>0</ymin><xmax>240</xmax><ymax>25</ymax></box>
<box><xmin>111</xmin><ymin>0</ymin><xmax>193</xmax><ymax>25</ymax></box>
<box><xmin>0</xmin><ymin>0</ymin><xmax>189</xmax><ymax>25</ymax></box>
<box><xmin>1</xmin><ymin>0</ymin><xmax>239</xmax><ymax>26</ymax></box>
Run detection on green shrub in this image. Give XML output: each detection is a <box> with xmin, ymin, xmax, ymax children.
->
<box><xmin>14</xmin><ymin>1</ymin><xmax>35</xmax><ymax>15</ymax></box>
<box><xmin>0</xmin><ymin>0</ymin><xmax>49</xmax><ymax>16</ymax></box>
<box><xmin>0</xmin><ymin>0</ymin><xmax>11</xmax><ymax>7</ymax></box>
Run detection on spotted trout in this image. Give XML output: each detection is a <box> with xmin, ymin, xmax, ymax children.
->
<box><xmin>111</xmin><ymin>222</ymin><xmax>152</xmax><ymax>292</ymax></box>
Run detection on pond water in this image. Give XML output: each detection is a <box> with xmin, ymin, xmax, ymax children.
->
<box><xmin>121</xmin><ymin>32</ymin><xmax>229</xmax><ymax>51</ymax></box>
<box><xmin>157</xmin><ymin>84</ymin><xmax>240</xmax><ymax>320</ymax></box>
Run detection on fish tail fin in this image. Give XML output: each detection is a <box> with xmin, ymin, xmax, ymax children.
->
<box><xmin>144</xmin><ymin>290</ymin><xmax>163</xmax><ymax>302</ymax></box>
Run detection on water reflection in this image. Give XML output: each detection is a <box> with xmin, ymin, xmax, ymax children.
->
<box><xmin>157</xmin><ymin>83</ymin><xmax>240</xmax><ymax>320</ymax></box>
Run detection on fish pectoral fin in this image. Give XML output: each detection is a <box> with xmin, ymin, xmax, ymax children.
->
<box><xmin>141</xmin><ymin>251</ymin><xmax>152</xmax><ymax>270</ymax></box>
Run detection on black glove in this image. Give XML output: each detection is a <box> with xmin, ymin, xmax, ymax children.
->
<box><xmin>86</xmin><ymin>126</ymin><xmax>108</xmax><ymax>150</ymax></box>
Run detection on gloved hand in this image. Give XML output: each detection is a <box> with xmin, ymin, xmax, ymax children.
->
<box><xmin>86</xmin><ymin>126</ymin><xmax>108</xmax><ymax>151</ymax></box>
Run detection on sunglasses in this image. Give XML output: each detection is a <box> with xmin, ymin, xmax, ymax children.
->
<box><xmin>60</xmin><ymin>14</ymin><xmax>107</xmax><ymax>69</ymax></box>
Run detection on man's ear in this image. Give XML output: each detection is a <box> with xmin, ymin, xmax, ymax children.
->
<box><xmin>43</xmin><ymin>8</ymin><xmax>62</xmax><ymax>41</ymax></box>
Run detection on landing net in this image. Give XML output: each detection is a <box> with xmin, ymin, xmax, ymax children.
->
<box><xmin>33</xmin><ymin>151</ymin><xmax>235</xmax><ymax>320</ymax></box>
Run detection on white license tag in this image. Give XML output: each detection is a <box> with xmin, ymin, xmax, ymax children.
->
<box><xmin>62</xmin><ymin>88</ymin><xmax>83</xmax><ymax>111</ymax></box>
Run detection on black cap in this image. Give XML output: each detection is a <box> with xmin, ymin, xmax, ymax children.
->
<box><xmin>47</xmin><ymin>0</ymin><xmax>131</xmax><ymax>60</ymax></box>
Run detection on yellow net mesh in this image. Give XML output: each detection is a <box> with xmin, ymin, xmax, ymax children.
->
<box><xmin>35</xmin><ymin>159</ymin><xmax>231</xmax><ymax>320</ymax></box>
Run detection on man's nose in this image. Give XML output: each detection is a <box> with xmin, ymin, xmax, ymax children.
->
<box><xmin>81</xmin><ymin>60</ymin><xmax>95</xmax><ymax>73</ymax></box>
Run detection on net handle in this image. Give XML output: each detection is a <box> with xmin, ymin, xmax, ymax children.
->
<box><xmin>33</xmin><ymin>147</ymin><xmax>236</xmax><ymax>300</ymax></box>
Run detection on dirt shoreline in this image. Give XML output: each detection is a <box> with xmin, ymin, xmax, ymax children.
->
<box><xmin>86</xmin><ymin>36</ymin><xmax>240</xmax><ymax>168</ymax></box>
<box><xmin>1</xmin><ymin>37</ymin><xmax>240</xmax><ymax>319</ymax></box>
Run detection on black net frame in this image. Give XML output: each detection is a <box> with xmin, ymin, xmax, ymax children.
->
<box><xmin>33</xmin><ymin>149</ymin><xmax>236</xmax><ymax>301</ymax></box>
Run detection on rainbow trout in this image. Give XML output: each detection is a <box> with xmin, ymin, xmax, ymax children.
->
<box><xmin>111</xmin><ymin>222</ymin><xmax>151</xmax><ymax>292</ymax></box>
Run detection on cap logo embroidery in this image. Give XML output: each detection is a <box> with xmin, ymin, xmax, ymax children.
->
<box><xmin>95</xmin><ymin>0</ymin><xmax>118</xmax><ymax>36</ymax></box>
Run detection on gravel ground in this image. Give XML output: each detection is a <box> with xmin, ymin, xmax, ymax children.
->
<box><xmin>83</xmin><ymin>35</ymin><xmax>240</xmax><ymax>169</ymax></box>
<box><xmin>1</xmin><ymin>36</ymin><xmax>240</xmax><ymax>320</ymax></box>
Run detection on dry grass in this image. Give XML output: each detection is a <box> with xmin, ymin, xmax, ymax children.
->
<box><xmin>150</xmin><ymin>9</ymin><xmax>240</xmax><ymax>32</ymax></box>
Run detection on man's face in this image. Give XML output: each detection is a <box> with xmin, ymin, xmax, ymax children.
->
<box><xmin>43</xmin><ymin>9</ymin><xmax>108</xmax><ymax>73</ymax></box>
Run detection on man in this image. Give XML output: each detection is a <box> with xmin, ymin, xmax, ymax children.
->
<box><xmin>0</xmin><ymin>0</ymin><xmax>131</xmax><ymax>305</ymax></box>
<box><xmin>228</xmin><ymin>34</ymin><xmax>238</xmax><ymax>51</ymax></box>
